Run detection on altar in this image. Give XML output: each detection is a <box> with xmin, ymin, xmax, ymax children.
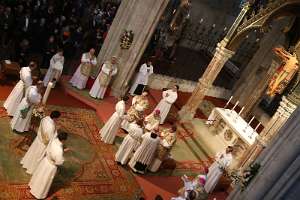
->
<box><xmin>206</xmin><ymin>108</ymin><xmax>259</xmax><ymax>156</ymax></box>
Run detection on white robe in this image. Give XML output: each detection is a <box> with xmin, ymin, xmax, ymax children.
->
<box><xmin>154</xmin><ymin>89</ymin><xmax>178</xmax><ymax>124</ymax></box>
<box><xmin>129</xmin><ymin>63</ymin><xmax>153</xmax><ymax>95</ymax></box>
<box><xmin>89</xmin><ymin>63</ymin><xmax>117</xmax><ymax>99</ymax></box>
<box><xmin>144</xmin><ymin>113</ymin><xmax>160</xmax><ymax>132</ymax></box>
<box><xmin>3</xmin><ymin>67</ymin><xmax>32</xmax><ymax>116</ymax></box>
<box><xmin>43</xmin><ymin>53</ymin><xmax>65</xmax><ymax>87</ymax></box>
<box><xmin>21</xmin><ymin>116</ymin><xmax>57</xmax><ymax>174</ymax></box>
<box><xmin>115</xmin><ymin>123</ymin><xmax>143</xmax><ymax>165</ymax></box>
<box><xmin>70</xmin><ymin>52</ymin><xmax>97</xmax><ymax>89</ymax></box>
<box><xmin>10</xmin><ymin>86</ymin><xmax>42</xmax><ymax>132</ymax></box>
<box><xmin>100</xmin><ymin>100</ymin><xmax>125</xmax><ymax>144</ymax></box>
<box><xmin>29</xmin><ymin>138</ymin><xmax>64</xmax><ymax>199</ymax></box>
<box><xmin>129</xmin><ymin>132</ymin><xmax>160</xmax><ymax>172</ymax></box>
<box><xmin>204</xmin><ymin>151</ymin><xmax>233</xmax><ymax>193</ymax></box>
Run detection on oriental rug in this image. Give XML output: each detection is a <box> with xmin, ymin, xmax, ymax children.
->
<box><xmin>0</xmin><ymin>104</ymin><xmax>142</xmax><ymax>200</ymax></box>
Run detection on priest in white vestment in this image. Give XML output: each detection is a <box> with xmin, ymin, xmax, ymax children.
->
<box><xmin>115</xmin><ymin>121</ymin><xmax>143</xmax><ymax>165</ymax></box>
<box><xmin>100</xmin><ymin>96</ymin><xmax>129</xmax><ymax>144</ymax></box>
<box><xmin>144</xmin><ymin>110</ymin><xmax>161</xmax><ymax>132</ymax></box>
<box><xmin>29</xmin><ymin>132</ymin><xmax>68</xmax><ymax>199</ymax></box>
<box><xmin>204</xmin><ymin>146</ymin><xmax>233</xmax><ymax>193</ymax></box>
<box><xmin>43</xmin><ymin>50</ymin><xmax>64</xmax><ymax>87</ymax></box>
<box><xmin>3</xmin><ymin>65</ymin><xmax>34</xmax><ymax>116</ymax></box>
<box><xmin>89</xmin><ymin>56</ymin><xmax>118</xmax><ymax>99</ymax></box>
<box><xmin>129</xmin><ymin>131</ymin><xmax>160</xmax><ymax>174</ymax></box>
<box><xmin>129</xmin><ymin>61</ymin><xmax>153</xmax><ymax>96</ymax></box>
<box><xmin>154</xmin><ymin>85</ymin><xmax>179</xmax><ymax>124</ymax></box>
<box><xmin>70</xmin><ymin>48</ymin><xmax>97</xmax><ymax>89</ymax></box>
<box><xmin>21</xmin><ymin>111</ymin><xmax>61</xmax><ymax>174</ymax></box>
<box><xmin>11</xmin><ymin>82</ymin><xmax>43</xmax><ymax>132</ymax></box>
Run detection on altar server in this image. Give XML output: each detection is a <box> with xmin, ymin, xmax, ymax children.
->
<box><xmin>43</xmin><ymin>49</ymin><xmax>64</xmax><ymax>87</ymax></box>
<box><xmin>29</xmin><ymin>132</ymin><xmax>68</xmax><ymax>199</ymax></box>
<box><xmin>100</xmin><ymin>96</ymin><xmax>129</xmax><ymax>144</ymax></box>
<box><xmin>204</xmin><ymin>146</ymin><xmax>233</xmax><ymax>193</ymax></box>
<box><xmin>70</xmin><ymin>48</ymin><xmax>97</xmax><ymax>89</ymax></box>
<box><xmin>115</xmin><ymin>121</ymin><xmax>143</xmax><ymax>165</ymax></box>
<box><xmin>154</xmin><ymin>85</ymin><xmax>179</xmax><ymax>124</ymax></box>
<box><xmin>21</xmin><ymin>111</ymin><xmax>61</xmax><ymax>174</ymax></box>
<box><xmin>3</xmin><ymin>64</ymin><xmax>35</xmax><ymax>116</ymax></box>
<box><xmin>129</xmin><ymin>61</ymin><xmax>153</xmax><ymax>96</ymax></box>
<box><xmin>11</xmin><ymin>81</ymin><xmax>43</xmax><ymax>132</ymax></box>
<box><xmin>129</xmin><ymin>131</ymin><xmax>160</xmax><ymax>174</ymax></box>
<box><xmin>89</xmin><ymin>56</ymin><xmax>118</xmax><ymax>99</ymax></box>
<box><xmin>144</xmin><ymin>110</ymin><xmax>161</xmax><ymax>132</ymax></box>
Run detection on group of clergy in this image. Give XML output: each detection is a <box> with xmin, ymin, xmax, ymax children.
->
<box><xmin>99</xmin><ymin>88</ymin><xmax>179</xmax><ymax>174</ymax></box>
<box><xmin>69</xmin><ymin>49</ymin><xmax>155</xmax><ymax>99</ymax></box>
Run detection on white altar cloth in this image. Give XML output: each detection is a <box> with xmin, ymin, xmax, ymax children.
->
<box><xmin>206</xmin><ymin>108</ymin><xmax>258</xmax><ymax>146</ymax></box>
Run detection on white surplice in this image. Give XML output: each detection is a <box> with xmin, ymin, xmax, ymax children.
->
<box><xmin>115</xmin><ymin>122</ymin><xmax>143</xmax><ymax>165</ymax></box>
<box><xmin>43</xmin><ymin>53</ymin><xmax>65</xmax><ymax>87</ymax></box>
<box><xmin>129</xmin><ymin>63</ymin><xmax>153</xmax><ymax>95</ymax></box>
<box><xmin>10</xmin><ymin>86</ymin><xmax>42</xmax><ymax>132</ymax></box>
<box><xmin>70</xmin><ymin>52</ymin><xmax>97</xmax><ymax>89</ymax></box>
<box><xmin>21</xmin><ymin>116</ymin><xmax>57</xmax><ymax>174</ymax></box>
<box><xmin>204</xmin><ymin>151</ymin><xmax>233</xmax><ymax>193</ymax></box>
<box><xmin>89</xmin><ymin>62</ymin><xmax>117</xmax><ymax>99</ymax></box>
<box><xmin>129</xmin><ymin>131</ymin><xmax>160</xmax><ymax>172</ymax></box>
<box><xmin>100</xmin><ymin>100</ymin><xmax>125</xmax><ymax>144</ymax></box>
<box><xmin>3</xmin><ymin>67</ymin><xmax>32</xmax><ymax>116</ymax></box>
<box><xmin>29</xmin><ymin>137</ymin><xmax>64</xmax><ymax>199</ymax></box>
<box><xmin>154</xmin><ymin>89</ymin><xmax>178</xmax><ymax>124</ymax></box>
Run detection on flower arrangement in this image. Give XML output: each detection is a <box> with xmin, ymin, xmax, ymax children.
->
<box><xmin>120</xmin><ymin>30</ymin><xmax>134</xmax><ymax>49</ymax></box>
<box><xmin>229</xmin><ymin>163</ymin><xmax>261</xmax><ymax>190</ymax></box>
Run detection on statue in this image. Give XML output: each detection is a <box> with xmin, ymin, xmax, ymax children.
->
<box><xmin>267</xmin><ymin>46</ymin><xmax>299</xmax><ymax>97</ymax></box>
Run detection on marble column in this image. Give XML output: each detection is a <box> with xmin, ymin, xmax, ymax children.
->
<box><xmin>228</xmin><ymin>107</ymin><xmax>300</xmax><ymax>200</ymax></box>
<box><xmin>238</xmin><ymin>96</ymin><xmax>297</xmax><ymax>169</ymax></box>
<box><xmin>178</xmin><ymin>40</ymin><xmax>235</xmax><ymax>121</ymax></box>
<box><xmin>95</xmin><ymin>0</ymin><xmax>169</xmax><ymax>97</ymax></box>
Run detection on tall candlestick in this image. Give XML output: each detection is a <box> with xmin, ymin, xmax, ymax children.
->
<box><xmin>42</xmin><ymin>82</ymin><xmax>53</xmax><ymax>105</ymax></box>
<box><xmin>232</xmin><ymin>101</ymin><xmax>239</xmax><ymax>111</ymax></box>
<box><xmin>254</xmin><ymin>122</ymin><xmax>261</xmax><ymax>131</ymax></box>
<box><xmin>248</xmin><ymin>116</ymin><xmax>255</xmax><ymax>125</ymax></box>
<box><xmin>238</xmin><ymin>106</ymin><xmax>245</xmax><ymax>115</ymax></box>
<box><xmin>224</xmin><ymin>96</ymin><xmax>233</xmax><ymax>108</ymax></box>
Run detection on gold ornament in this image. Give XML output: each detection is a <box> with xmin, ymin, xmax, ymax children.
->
<box><xmin>120</xmin><ymin>30</ymin><xmax>134</xmax><ymax>49</ymax></box>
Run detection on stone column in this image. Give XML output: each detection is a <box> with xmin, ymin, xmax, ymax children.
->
<box><xmin>178</xmin><ymin>40</ymin><xmax>235</xmax><ymax>121</ymax></box>
<box><xmin>95</xmin><ymin>0</ymin><xmax>170</xmax><ymax>97</ymax></box>
<box><xmin>237</xmin><ymin>96</ymin><xmax>297</xmax><ymax>169</ymax></box>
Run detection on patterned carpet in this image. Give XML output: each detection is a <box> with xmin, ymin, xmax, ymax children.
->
<box><xmin>0</xmin><ymin>104</ymin><xmax>141</xmax><ymax>200</ymax></box>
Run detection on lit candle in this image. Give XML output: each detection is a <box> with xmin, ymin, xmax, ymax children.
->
<box><xmin>224</xmin><ymin>96</ymin><xmax>233</xmax><ymax>108</ymax></box>
<box><xmin>238</xmin><ymin>106</ymin><xmax>245</xmax><ymax>115</ymax></box>
<box><xmin>42</xmin><ymin>82</ymin><xmax>53</xmax><ymax>105</ymax></box>
<box><xmin>254</xmin><ymin>122</ymin><xmax>261</xmax><ymax>131</ymax></box>
<box><xmin>232</xmin><ymin>101</ymin><xmax>239</xmax><ymax>111</ymax></box>
<box><xmin>248</xmin><ymin>116</ymin><xmax>255</xmax><ymax>125</ymax></box>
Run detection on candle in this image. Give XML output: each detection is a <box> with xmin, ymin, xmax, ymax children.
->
<box><xmin>224</xmin><ymin>96</ymin><xmax>233</xmax><ymax>108</ymax></box>
<box><xmin>238</xmin><ymin>106</ymin><xmax>245</xmax><ymax>115</ymax></box>
<box><xmin>248</xmin><ymin>116</ymin><xmax>255</xmax><ymax>125</ymax></box>
<box><xmin>254</xmin><ymin>122</ymin><xmax>261</xmax><ymax>131</ymax></box>
<box><xmin>42</xmin><ymin>82</ymin><xmax>53</xmax><ymax>105</ymax></box>
<box><xmin>232</xmin><ymin>101</ymin><xmax>239</xmax><ymax>111</ymax></box>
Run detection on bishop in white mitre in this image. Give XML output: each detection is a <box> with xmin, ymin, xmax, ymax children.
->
<box><xmin>89</xmin><ymin>56</ymin><xmax>118</xmax><ymax>99</ymax></box>
<box><xmin>43</xmin><ymin>49</ymin><xmax>64</xmax><ymax>87</ymax></box>
<box><xmin>144</xmin><ymin>110</ymin><xmax>161</xmax><ymax>132</ymax></box>
<box><xmin>100</xmin><ymin>96</ymin><xmax>129</xmax><ymax>144</ymax></box>
<box><xmin>11</xmin><ymin>82</ymin><xmax>43</xmax><ymax>132</ymax></box>
<box><xmin>21</xmin><ymin>111</ymin><xmax>61</xmax><ymax>174</ymax></box>
<box><xmin>29</xmin><ymin>132</ymin><xmax>68</xmax><ymax>199</ymax></box>
<box><xmin>115</xmin><ymin>121</ymin><xmax>143</xmax><ymax>165</ymax></box>
<box><xmin>70</xmin><ymin>48</ymin><xmax>97</xmax><ymax>89</ymax></box>
<box><xmin>204</xmin><ymin>146</ymin><xmax>233</xmax><ymax>193</ymax></box>
<box><xmin>129</xmin><ymin>131</ymin><xmax>160</xmax><ymax>174</ymax></box>
<box><xmin>154</xmin><ymin>85</ymin><xmax>179</xmax><ymax>124</ymax></box>
<box><xmin>3</xmin><ymin>65</ymin><xmax>33</xmax><ymax>116</ymax></box>
<box><xmin>129</xmin><ymin>61</ymin><xmax>153</xmax><ymax>96</ymax></box>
